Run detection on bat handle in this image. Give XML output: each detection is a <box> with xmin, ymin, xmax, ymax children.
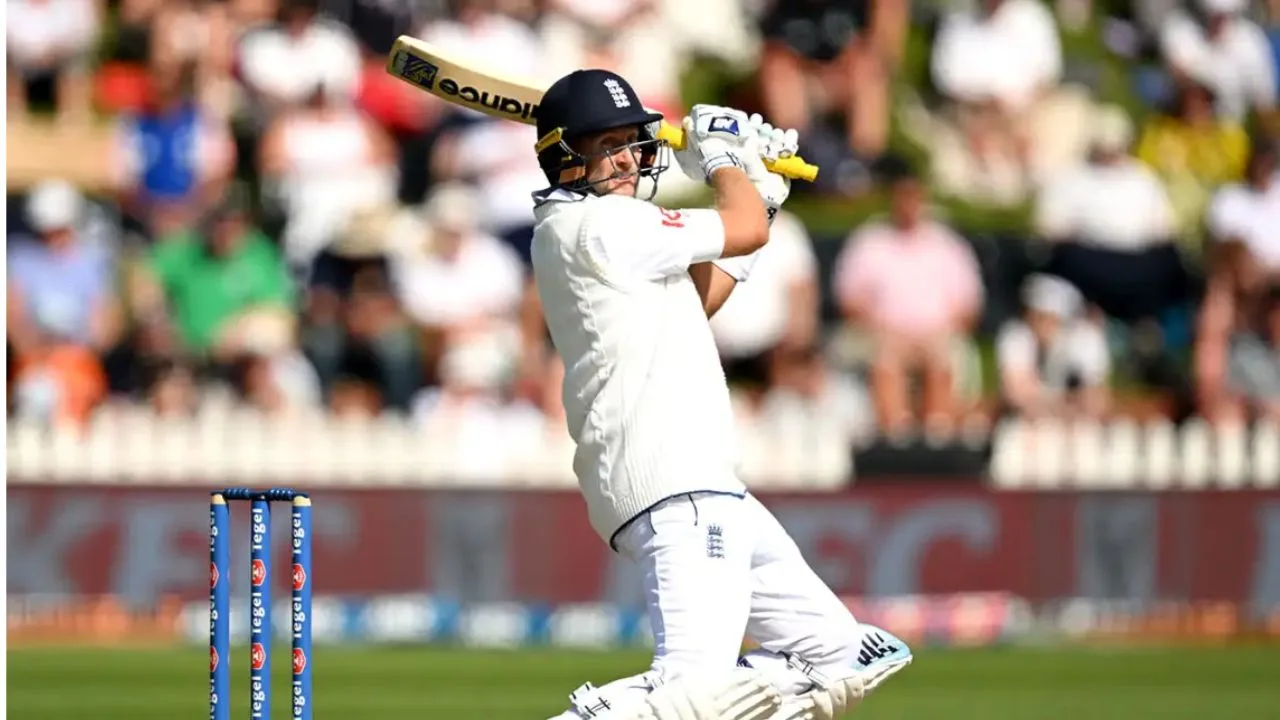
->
<box><xmin>655</xmin><ymin>122</ymin><xmax>820</xmax><ymax>183</ymax></box>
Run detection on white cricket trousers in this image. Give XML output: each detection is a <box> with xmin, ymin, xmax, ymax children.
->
<box><xmin>613</xmin><ymin>491</ymin><xmax>864</xmax><ymax>682</ymax></box>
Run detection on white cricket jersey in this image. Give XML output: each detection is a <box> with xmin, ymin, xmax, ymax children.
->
<box><xmin>530</xmin><ymin>188</ymin><xmax>746</xmax><ymax>546</ymax></box>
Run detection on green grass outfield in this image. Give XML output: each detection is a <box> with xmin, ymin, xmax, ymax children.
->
<box><xmin>8</xmin><ymin>644</ymin><xmax>1279</xmax><ymax>719</ymax></box>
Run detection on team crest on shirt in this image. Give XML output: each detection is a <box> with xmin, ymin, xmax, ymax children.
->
<box><xmin>706</xmin><ymin>524</ymin><xmax>725</xmax><ymax>559</ymax></box>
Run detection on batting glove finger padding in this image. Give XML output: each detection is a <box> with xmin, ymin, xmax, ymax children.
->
<box><xmin>746</xmin><ymin>113</ymin><xmax>800</xmax><ymax>163</ymax></box>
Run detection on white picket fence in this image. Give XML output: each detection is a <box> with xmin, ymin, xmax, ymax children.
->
<box><xmin>4</xmin><ymin>406</ymin><xmax>852</xmax><ymax>490</ymax></box>
<box><xmin>7</xmin><ymin>409</ymin><xmax>1279</xmax><ymax>489</ymax></box>
<box><xmin>989</xmin><ymin>418</ymin><xmax>1280</xmax><ymax>489</ymax></box>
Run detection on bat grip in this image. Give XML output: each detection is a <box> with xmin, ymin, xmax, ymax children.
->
<box><xmin>655</xmin><ymin>122</ymin><xmax>820</xmax><ymax>183</ymax></box>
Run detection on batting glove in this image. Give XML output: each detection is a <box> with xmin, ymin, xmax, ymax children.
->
<box><xmin>744</xmin><ymin>114</ymin><xmax>797</xmax><ymax>225</ymax></box>
<box><xmin>683</xmin><ymin>105</ymin><xmax>755</xmax><ymax>179</ymax></box>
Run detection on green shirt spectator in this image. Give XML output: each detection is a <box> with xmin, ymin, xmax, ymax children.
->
<box><xmin>148</xmin><ymin>207</ymin><xmax>294</xmax><ymax>354</ymax></box>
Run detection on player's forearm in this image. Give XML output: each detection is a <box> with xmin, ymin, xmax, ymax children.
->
<box><xmin>709</xmin><ymin>167</ymin><xmax>769</xmax><ymax>258</ymax></box>
<box><xmin>689</xmin><ymin>262</ymin><xmax>738</xmax><ymax>318</ymax></box>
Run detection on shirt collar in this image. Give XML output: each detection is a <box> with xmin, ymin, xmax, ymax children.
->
<box><xmin>532</xmin><ymin>187</ymin><xmax>589</xmax><ymax>207</ymax></box>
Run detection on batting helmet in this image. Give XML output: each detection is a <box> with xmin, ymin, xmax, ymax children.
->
<box><xmin>535</xmin><ymin>69</ymin><xmax>667</xmax><ymax>192</ymax></box>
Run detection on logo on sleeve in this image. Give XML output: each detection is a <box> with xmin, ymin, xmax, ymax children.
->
<box><xmin>659</xmin><ymin>209</ymin><xmax>684</xmax><ymax>228</ymax></box>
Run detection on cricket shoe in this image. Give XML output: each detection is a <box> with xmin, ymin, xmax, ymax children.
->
<box><xmin>743</xmin><ymin>625</ymin><xmax>913</xmax><ymax>720</ymax></box>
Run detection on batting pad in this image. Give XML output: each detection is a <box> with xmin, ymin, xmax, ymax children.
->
<box><xmin>628</xmin><ymin>669</ymin><xmax>781</xmax><ymax>720</ymax></box>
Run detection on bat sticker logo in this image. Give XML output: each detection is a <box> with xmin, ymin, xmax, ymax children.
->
<box><xmin>396</xmin><ymin>52</ymin><xmax>439</xmax><ymax>91</ymax></box>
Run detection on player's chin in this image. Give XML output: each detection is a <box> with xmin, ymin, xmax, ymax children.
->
<box><xmin>600</xmin><ymin>175</ymin><xmax>640</xmax><ymax>197</ymax></box>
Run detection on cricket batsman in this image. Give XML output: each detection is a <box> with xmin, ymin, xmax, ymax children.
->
<box><xmin>528</xmin><ymin>69</ymin><xmax>912</xmax><ymax>720</ymax></box>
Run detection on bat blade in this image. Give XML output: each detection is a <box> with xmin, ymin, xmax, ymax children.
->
<box><xmin>386</xmin><ymin>36</ymin><xmax>544</xmax><ymax>125</ymax></box>
<box><xmin>385</xmin><ymin>35</ymin><xmax>819</xmax><ymax>182</ymax></box>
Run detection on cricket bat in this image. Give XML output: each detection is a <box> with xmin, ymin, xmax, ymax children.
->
<box><xmin>385</xmin><ymin>35</ymin><xmax>819</xmax><ymax>182</ymax></box>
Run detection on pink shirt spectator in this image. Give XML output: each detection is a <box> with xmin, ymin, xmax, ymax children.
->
<box><xmin>835</xmin><ymin>219</ymin><xmax>984</xmax><ymax>337</ymax></box>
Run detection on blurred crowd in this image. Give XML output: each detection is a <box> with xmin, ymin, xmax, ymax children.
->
<box><xmin>6</xmin><ymin>0</ymin><xmax>1280</xmax><ymax>444</ymax></box>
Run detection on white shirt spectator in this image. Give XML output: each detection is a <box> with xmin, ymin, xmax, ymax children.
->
<box><xmin>390</xmin><ymin>183</ymin><xmax>525</xmax><ymax>331</ymax></box>
<box><xmin>270</xmin><ymin>105</ymin><xmax>398</xmax><ymax>268</ymax></box>
<box><xmin>1036</xmin><ymin>158</ymin><xmax>1177</xmax><ymax>250</ymax></box>
<box><xmin>1160</xmin><ymin>2</ymin><xmax>1277</xmax><ymax>120</ymax></box>
<box><xmin>422</xmin><ymin>14</ymin><xmax>550</xmax><ymax>235</ymax></box>
<box><xmin>997</xmin><ymin>275</ymin><xmax>1110</xmax><ymax>397</ymax></box>
<box><xmin>450</xmin><ymin>121</ymin><xmax>549</xmax><ymax>237</ymax></box>
<box><xmin>761</xmin><ymin>371</ymin><xmax>875</xmax><ymax>444</ymax></box>
<box><xmin>997</xmin><ymin>319</ymin><xmax>1110</xmax><ymax>395</ymax></box>
<box><xmin>710</xmin><ymin>211</ymin><xmax>817</xmax><ymax>358</ymax></box>
<box><xmin>422</xmin><ymin>10</ymin><xmax>547</xmax><ymax>72</ymax></box>
<box><xmin>1206</xmin><ymin>178</ymin><xmax>1280</xmax><ymax>269</ymax></box>
<box><xmin>541</xmin><ymin>0</ymin><xmax>682</xmax><ymax>114</ymax></box>
<box><xmin>6</xmin><ymin>0</ymin><xmax>99</xmax><ymax>76</ymax></box>
<box><xmin>411</xmin><ymin>333</ymin><xmax>527</xmax><ymax>478</ymax></box>
<box><xmin>931</xmin><ymin>0</ymin><xmax>1062</xmax><ymax>111</ymax></box>
<box><xmin>393</xmin><ymin>231</ymin><xmax>525</xmax><ymax>328</ymax></box>
<box><xmin>238</xmin><ymin>18</ymin><xmax>362</xmax><ymax>106</ymax></box>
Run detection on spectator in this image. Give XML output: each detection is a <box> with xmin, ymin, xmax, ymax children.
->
<box><xmin>510</xmin><ymin>350</ymin><xmax>568</xmax><ymax>434</ymax></box>
<box><xmin>230</xmin><ymin>351</ymin><xmax>323</xmax><ymax>415</ymax></box>
<box><xmin>259</xmin><ymin>76</ymin><xmax>399</xmax><ymax>277</ymax></box>
<box><xmin>412</xmin><ymin>332</ymin><xmax>515</xmax><ymax>443</ymax></box>
<box><xmin>1037</xmin><ymin>105</ymin><xmax>1193</xmax><ymax>326</ymax></box>
<box><xmin>8</xmin><ymin>181</ymin><xmax>122</xmax><ymax>360</ymax></box>
<box><xmin>929</xmin><ymin>0</ymin><xmax>1070</xmax><ymax>204</ymax></box>
<box><xmin>834</xmin><ymin>159</ymin><xmax>984</xmax><ymax>433</ymax></box>
<box><xmin>1159</xmin><ymin>0</ymin><xmax>1277</xmax><ymax>123</ymax></box>
<box><xmin>6</xmin><ymin>0</ymin><xmax>99</xmax><ymax>119</ymax></box>
<box><xmin>94</xmin><ymin>0</ymin><xmax>235</xmax><ymax>116</ymax></box>
<box><xmin>135</xmin><ymin>195</ymin><xmax>297</xmax><ymax>363</ymax></box>
<box><xmin>112</xmin><ymin>62</ymin><xmax>237</xmax><ymax>238</ymax></box>
<box><xmin>996</xmin><ymin>274</ymin><xmax>1111</xmax><ymax>420</ymax></box>
<box><xmin>144</xmin><ymin>358</ymin><xmax>201</xmax><ymax>417</ymax></box>
<box><xmin>1135</xmin><ymin>77</ymin><xmax>1251</xmax><ymax>244</ymax></box>
<box><xmin>304</xmin><ymin>248</ymin><xmax>422</xmax><ymax>413</ymax></box>
<box><xmin>1227</xmin><ymin>285</ymin><xmax>1280</xmax><ymax>420</ymax></box>
<box><xmin>756</xmin><ymin>0</ymin><xmax>908</xmax><ymax>193</ymax></box>
<box><xmin>1206</xmin><ymin>141</ymin><xmax>1280</xmax><ymax>268</ymax></box>
<box><xmin>540</xmin><ymin>0</ymin><xmax>682</xmax><ymax>119</ymax></box>
<box><xmin>1196</xmin><ymin>265</ymin><xmax>1280</xmax><ymax>424</ymax></box>
<box><xmin>1196</xmin><ymin>142</ymin><xmax>1280</xmax><ymax>421</ymax></box>
<box><xmin>151</xmin><ymin>0</ymin><xmax>239</xmax><ymax>118</ymax></box>
<box><xmin>7</xmin><ymin>182</ymin><xmax>119</xmax><ymax>425</ymax></box>
<box><xmin>760</xmin><ymin>342</ymin><xmax>875</xmax><ymax>444</ymax></box>
<box><xmin>329</xmin><ymin>374</ymin><xmax>384</xmax><ymax>417</ymax></box>
<box><xmin>710</xmin><ymin>210</ymin><xmax>820</xmax><ymax>403</ymax></box>
<box><xmin>236</xmin><ymin>0</ymin><xmax>363</xmax><ymax>116</ymax></box>
<box><xmin>421</xmin><ymin>0</ymin><xmax>548</xmax><ymax>264</ymax></box>
<box><xmin>389</xmin><ymin>182</ymin><xmax>526</xmax><ymax>384</ymax></box>
<box><xmin>10</xmin><ymin>338</ymin><xmax>108</xmax><ymax>426</ymax></box>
